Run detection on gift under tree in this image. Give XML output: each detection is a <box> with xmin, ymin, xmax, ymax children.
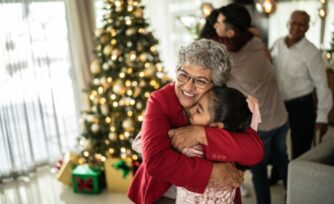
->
<box><xmin>72</xmin><ymin>165</ymin><xmax>105</xmax><ymax>194</ymax></box>
<box><xmin>77</xmin><ymin>0</ymin><xmax>170</xmax><ymax>190</ymax></box>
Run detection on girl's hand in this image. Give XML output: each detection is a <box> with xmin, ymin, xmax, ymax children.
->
<box><xmin>168</xmin><ymin>125</ymin><xmax>207</xmax><ymax>151</ymax></box>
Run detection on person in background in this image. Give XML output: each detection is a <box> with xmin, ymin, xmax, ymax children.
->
<box><xmin>175</xmin><ymin>86</ymin><xmax>261</xmax><ymax>204</ymax></box>
<box><xmin>199</xmin><ymin>9</ymin><xmax>220</xmax><ymax>41</ymax></box>
<box><xmin>128</xmin><ymin>39</ymin><xmax>264</xmax><ymax>204</ymax></box>
<box><xmin>200</xmin><ymin>3</ymin><xmax>289</xmax><ymax>204</ymax></box>
<box><xmin>271</xmin><ymin>10</ymin><xmax>333</xmax><ymax>159</ymax></box>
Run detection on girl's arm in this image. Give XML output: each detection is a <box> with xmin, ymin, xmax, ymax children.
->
<box><xmin>169</xmin><ymin>126</ymin><xmax>264</xmax><ymax>166</ymax></box>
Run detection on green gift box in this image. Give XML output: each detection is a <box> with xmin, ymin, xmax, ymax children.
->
<box><xmin>72</xmin><ymin>165</ymin><xmax>105</xmax><ymax>194</ymax></box>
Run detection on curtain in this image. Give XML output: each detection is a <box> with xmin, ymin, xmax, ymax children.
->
<box><xmin>0</xmin><ymin>0</ymin><xmax>83</xmax><ymax>180</ymax></box>
<box><xmin>64</xmin><ymin>0</ymin><xmax>95</xmax><ymax>111</ymax></box>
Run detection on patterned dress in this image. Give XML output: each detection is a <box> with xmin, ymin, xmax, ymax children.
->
<box><xmin>175</xmin><ymin>145</ymin><xmax>236</xmax><ymax>204</ymax></box>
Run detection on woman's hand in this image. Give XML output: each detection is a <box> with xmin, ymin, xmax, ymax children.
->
<box><xmin>168</xmin><ymin>125</ymin><xmax>207</xmax><ymax>151</ymax></box>
<box><xmin>211</xmin><ymin>162</ymin><xmax>244</xmax><ymax>188</ymax></box>
<box><xmin>182</xmin><ymin>145</ymin><xmax>203</xmax><ymax>157</ymax></box>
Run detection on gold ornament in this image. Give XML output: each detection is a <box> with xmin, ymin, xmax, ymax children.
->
<box><xmin>85</xmin><ymin>115</ymin><xmax>95</xmax><ymax>122</ymax></box>
<box><xmin>138</xmin><ymin>28</ymin><xmax>146</xmax><ymax>34</ymax></box>
<box><xmin>125</xmin><ymin>18</ymin><xmax>132</xmax><ymax>26</ymax></box>
<box><xmin>96</xmin><ymin>44</ymin><xmax>102</xmax><ymax>52</ymax></box>
<box><xmin>136</xmin><ymin>102</ymin><xmax>143</xmax><ymax>110</ymax></box>
<box><xmin>103</xmin><ymin>44</ymin><xmax>113</xmax><ymax>56</ymax></box>
<box><xmin>133</xmin><ymin>87</ymin><xmax>141</xmax><ymax>97</ymax></box>
<box><xmin>115</xmin><ymin>6</ymin><xmax>123</xmax><ymax>13</ymax></box>
<box><xmin>94</xmin><ymin>28</ymin><xmax>104</xmax><ymax>37</ymax></box>
<box><xmin>100</xmin><ymin>104</ymin><xmax>109</xmax><ymax>115</ymax></box>
<box><xmin>125</xmin><ymin>80</ymin><xmax>132</xmax><ymax>87</ymax></box>
<box><xmin>110</xmin><ymin>29</ymin><xmax>117</xmax><ymax>37</ymax></box>
<box><xmin>84</xmin><ymin>139</ymin><xmax>93</xmax><ymax>151</ymax></box>
<box><xmin>129</xmin><ymin>51</ymin><xmax>136</xmax><ymax>61</ymax></box>
<box><xmin>93</xmin><ymin>78</ymin><xmax>100</xmax><ymax>85</ymax></box>
<box><xmin>126</xmin><ymin>28</ymin><xmax>136</xmax><ymax>36</ymax></box>
<box><xmin>102</xmin><ymin>63</ymin><xmax>110</xmax><ymax>70</ymax></box>
<box><xmin>91</xmin><ymin>123</ymin><xmax>100</xmax><ymax>133</ymax></box>
<box><xmin>127</xmin><ymin>5</ymin><xmax>134</xmax><ymax>12</ymax></box>
<box><xmin>100</xmin><ymin>77</ymin><xmax>107</xmax><ymax>85</ymax></box>
<box><xmin>111</xmin><ymin>49</ymin><xmax>121</xmax><ymax>60</ymax></box>
<box><xmin>90</xmin><ymin>60</ymin><xmax>101</xmax><ymax>74</ymax></box>
<box><xmin>122</xmin><ymin>118</ymin><xmax>134</xmax><ymax>132</ymax></box>
<box><xmin>91</xmin><ymin>105</ymin><xmax>98</xmax><ymax>112</ymax></box>
<box><xmin>134</xmin><ymin>8</ymin><xmax>143</xmax><ymax>18</ymax></box>
<box><xmin>144</xmin><ymin>65</ymin><xmax>156</xmax><ymax>77</ymax></box>
<box><xmin>99</xmin><ymin>34</ymin><xmax>111</xmax><ymax>44</ymax></box>
<box><xmin>109</xmin><ymin>132</ymin><xmax>117</xmax><ymax>141</ymax></box>
<box><xmin>139</xmin><ymin>53</ymin><xmax>147</xmax><ymax>62</ymax></box>
<box><xmin>119</xmin><ymin>97</ymin><xmax>125</xmax><ymax>106</ymax></box>
<box><xmin>112</xmin><ymin>79</ymin><xmax>126</xmax><ymax>95</ymax></box>
<box><xmin>139</xmin><ymin>80</ymin><xmax>146</xmax><ymax>87</ymax></box>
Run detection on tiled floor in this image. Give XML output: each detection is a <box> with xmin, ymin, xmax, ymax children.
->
<box><xmin>0</xmin><ymin>165</ymin><xmax>284</xmax><ymax>204</ymax></box>
<box><xmin>1</xmin><ymin>129</ymin><xmax>332</xmax><ymax>204</ymax></box>
<box><xmin>0</xmin><ymin>167</ymin><xmax>132</xmax><ymax>204</ymax></box>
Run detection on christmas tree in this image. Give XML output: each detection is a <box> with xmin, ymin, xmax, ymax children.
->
<box><xmin>79</xmin><ymin>0</ymin><xmax>169</xmax><ymax>168</ymax></box>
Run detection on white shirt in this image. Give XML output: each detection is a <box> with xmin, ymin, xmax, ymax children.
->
<box><xmin>271</xmin><ymin>37</ymin><xmax>332</xmax><ymax>123</ymax></box>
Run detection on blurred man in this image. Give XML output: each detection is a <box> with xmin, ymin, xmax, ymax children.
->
<box><xmin>271</xmin><ymin>10</ymin><xmax>333</xmax><ymax>159</ymax></box>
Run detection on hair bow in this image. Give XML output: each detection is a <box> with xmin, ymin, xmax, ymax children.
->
<box><xmin>246</xmin><ymin>95</ymin><xmax>262</xmax><ymax>131</ymax></box>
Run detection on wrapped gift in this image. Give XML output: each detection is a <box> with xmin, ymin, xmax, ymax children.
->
<box><xmin>72</xmin><ymin>165</ymin><xmax>105</xmax><ymax>194</ymax></box>
<box><xmin>56</xmin><ymin>152</ymin><xmax>80</xmax><ymax>186</ymax></box>
<box><xmin>105</xmin><ymin>158</ymin><xmax>133</xmax><ymax>192</ymax></box>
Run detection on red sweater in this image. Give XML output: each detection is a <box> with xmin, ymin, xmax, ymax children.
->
<box><xmin>128</xmin><ymin>83</ymin><xmax>263</xmax><ymax>204</ymax></box>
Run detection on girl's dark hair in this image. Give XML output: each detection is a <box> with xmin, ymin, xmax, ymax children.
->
<box><xmin>199</xmin><ymin>9</ymin><xmax>219</xmax><ymax>39</ymax></box>
<box><xmin>211</xmin><ymin>86</ymin><xmax>252</xmax><ymax>132</ymax></box>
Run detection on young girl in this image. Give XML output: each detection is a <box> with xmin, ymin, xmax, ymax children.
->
<box><xmin>176</xmin><ymin>86</ymin><xmax>261</xmax><ymax>204</ymax></box>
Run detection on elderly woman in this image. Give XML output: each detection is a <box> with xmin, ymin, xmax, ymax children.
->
<box><xmin>128</xmin><ymin>39</ymin><xmax>264</xmax><ymax>204</ymax></box>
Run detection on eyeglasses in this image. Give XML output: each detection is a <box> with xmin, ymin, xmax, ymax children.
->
<box><xmin>289</xmin><ymin>21</ymin><xmax>308</xmax><ymax>28</ymax></box>
<box><xmin>176</xmin><ymin>70</ymin><xmax>212</xmax><ymax>89</ymax></box>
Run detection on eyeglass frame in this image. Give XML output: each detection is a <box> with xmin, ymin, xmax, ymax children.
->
<box><xmin>176</xmin><ymin>69</ymin><xmax>213</xmax><ymax>89</ymax></box>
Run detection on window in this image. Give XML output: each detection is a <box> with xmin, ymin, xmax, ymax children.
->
<box><xmin>0</xmin><ymin>1</ymin><xmax>79</xmax><ymax>177</ymax></box>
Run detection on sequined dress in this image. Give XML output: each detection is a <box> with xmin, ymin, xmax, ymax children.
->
<box><xmin>176</xmin><ymin>183</ymin><xmax>236</xmax><ymax>204</ymax></box>
<box><xmin>176</xmin><ymin>146</ymin><xmax>236</xmax><ymax>204</ymax></box>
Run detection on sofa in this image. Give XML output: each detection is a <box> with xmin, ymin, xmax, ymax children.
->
<box><xmin>287</xmin><ymin>134</ymin><xmax>334</xmax><ymax>204</ymax></box>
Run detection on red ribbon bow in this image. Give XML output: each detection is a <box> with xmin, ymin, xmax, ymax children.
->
<box><xmin>76</xmin><ymin>177</ymin><xmax>93</xmax><ymax>192</ymax></box>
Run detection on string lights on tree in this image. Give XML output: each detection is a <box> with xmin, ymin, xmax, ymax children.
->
<box><xmin>78</xmin><ymin>0</ymin><xmax>170</xmax><ymax>168</ymax></box>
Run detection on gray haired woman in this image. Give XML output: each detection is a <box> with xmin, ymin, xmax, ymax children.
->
<box><xmin>128</xmin><ymin>39</ymin><xmax>263</xmax><ymax>204</ymax></box>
